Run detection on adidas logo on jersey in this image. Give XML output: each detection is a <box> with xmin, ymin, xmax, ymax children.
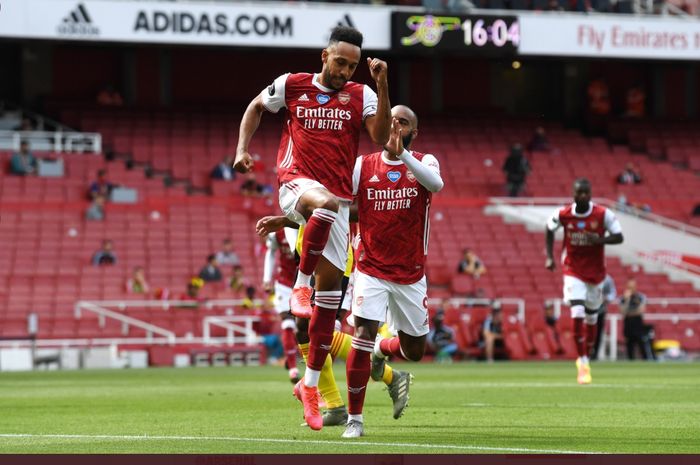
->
<box><xmin>369</xmin><ymin>175</ymin><xmax>380</xmax><ymax>183</ymax></box>
<box><xmin>298</xmin><ymin>94</ymin><xmax>309</xmax><ymax>102</ymax></box>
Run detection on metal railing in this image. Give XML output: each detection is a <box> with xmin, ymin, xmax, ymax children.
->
<box><xmin>490</xmin><ymin>196</ymin><xmax>700</xmax><ymax>237</ymax></box>
<box><xmin>74</xmin><ymin>301</ymin><xmax>176</xmax><ymax>344</ymax></box>
<box><xmin>550</xmin><ymin>297</ymin><xmax>700</xmax><ymax>360</ymax></box>
<box><xmin>0</xmin><ymin>130</ymin><xmax>102</xmax><ymax>154</ymax></box>
<box><xmin>202</xmin><ymin>316</ymin><xmax>261</xmax><ymax>346</ymax></box>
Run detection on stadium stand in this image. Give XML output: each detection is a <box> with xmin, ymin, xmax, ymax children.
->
<box><xmin>2</xmin><ymin>108</ymin><xmax>698</xmax><ymax>360</ymax></box>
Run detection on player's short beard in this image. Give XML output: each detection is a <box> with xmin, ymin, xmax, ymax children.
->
<box><xmin>402</xmin><ymin>132</ymin><xmax>413</xmax><ymax>149</ymax></box>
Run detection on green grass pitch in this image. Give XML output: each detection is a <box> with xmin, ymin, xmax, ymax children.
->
<box><xmin>0</xmin><ymin>361</ymin><xmax>698</xmax><ymax>454</ymax></box>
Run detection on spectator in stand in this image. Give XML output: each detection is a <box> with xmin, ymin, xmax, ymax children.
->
<box><xmin>92</xmin><ymin>239</ymin><xmax>117</xmax><ymax>266</ymax></box>
<box><xmin>240</xmin><ymin>173</ymin><xmax>273</xmax><ymax>197</ymax></box>
<box><xmin>242</xmin><ymin>286</ymin><xmax>260</xmax><ymax>310</ymax></box>
<box><xmin>198</xmin><ymin>254</ymin><xmax>223</xmax><ymax>283</ymax></box>
<box><xmin>527</xmin><ymin>126</ymin><xmax>552</xmax><ymax>153</ymax></box>
<box><xmin>481</xmin><ymin>302</ymin><xmax>506</xmax><ymax>362</ymax></box>
<box><xmin>617</xmin><ymin>162</ymin><xmax>642</xmax><ymax>185</ymax></box>
<box><xmin>179</xmin><ymin>277</ymin><xmax>205</xmax><ymax>305</ymax></box>
<box><xmin>619</xmin><ymin>278</ymin><xmax>655</xmax><ymax>360</ymax></box>
<box><xmin>502</xmin><ymin>143</ymin><xmax>530</xmax><ymax>197</ymax></box>
<box><xmin>215</xmin><ymin>239</ymin><xmax>241</xmax><ymax>269</ymax></box>
<box><xmin>693</xmin><ymin>204</ymin><xmax>700</xmax><ymax>217</ymax></box>
<box><xmin>210</xmin><ymin>155</ymin><xmax>235</xmax><ymax>181</ymax></box>
<box><xmin>457</xmin><ymin>248</ymin><xmax>486</xmax><ymax>279</ymax></box>
<box><xmin>96</xmin><ymin>84</ymin><xmax>124</xmax><ymax>107</ymax></box>
<box><xmin>85</xmin><ymin>194</ymin><xmax>106</xmax><ymax>221</ymax></box>
<box><xmin>427</xmin><ymin>310</ymin><xmax>460</xmax><ymax>363</ymax></box>
<box><xmin>591</xmin><ymin>274</ymin><xmax>616</xmax><ymax>360</ymax></box>
<box><xmin>616</xmin><ymin>194</ymin><xmax>651</xmax><ymax>213</ymax></box>
<box><xmin>229</xmin><ymin>265</ymin><xmax>249</xmax><ymax>294</ymax></box>
<box><xmin>125</xmin><ymin>266</ymin><xmax>150</xmax><ymax>295</ymax></box>
<box><xmin>10</xmin><ymin>140</ymin><xmax>37</xmax><ymax>176</ymax></box>
<box><xmin>88</xmin><ymin>169</ymin><xmax>115</xmax><ymax>200</ymax></box>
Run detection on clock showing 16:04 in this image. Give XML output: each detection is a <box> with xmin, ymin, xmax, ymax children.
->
<box><xmin>392</xmin><ymin>12</ymin><xmax>520</xmax><ymax>55</ymax></box>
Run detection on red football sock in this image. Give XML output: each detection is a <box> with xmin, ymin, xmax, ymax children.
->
<box><xmin>573</xmin><ymin>317</ymin><xmax>586</xmax><ymax>357</ymax></box>
<box><xmin>379</xmin><ymin>337</ymin><xmax>408</xmax><ymax>360</ymax></box>
<box><xmin>298</xmin><ymin>208</ymin><xmax>337</xmax><ymax>276</ymax></box>
<box><xmin>305</xmin><ymin>291</ymin><xmax>342</xmax><ymax>371</ymax></box>
<box><xmin>585</xmin><ymin>322</ymin><xmax>597</xmax><ymax>358</ymax></box>
<box><xmin>346</xmin><ymin>337</ymin><xmax>374</xmax><ymax>415</ymax></box>
<box><xmin>281</xmin><ymin>327</ymin><xmax>297</xmax><ymax>370</ymax></box>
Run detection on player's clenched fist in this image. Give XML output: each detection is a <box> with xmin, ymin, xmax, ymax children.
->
<box><xmin>367</xmin><ymin>57</ymin><xmax>388</xmax><ymax>84</ymax></box>
<box><xmin>233</xmin><ymin>150</ymin><xmax>253</xmax><ymax>173</ymax></box>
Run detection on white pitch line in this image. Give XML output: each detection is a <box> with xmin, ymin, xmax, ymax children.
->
<box><xmin>0</xmin><ymin>433</ymin><xmax>604</xmax><ymax>454</ymax></box>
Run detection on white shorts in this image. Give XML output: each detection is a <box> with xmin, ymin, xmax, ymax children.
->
<box><xmin>563</xmin><ymin>275</ymin><xmax>604</xmax><ymax>310</ymax></box>
<box><xmin>341</xmin><ymin>273</ymin><xmax>354</xmax><ymax>311</ymax></box>
<box><xmin>352</xmin><ymin>270</ymin><xmax>429</xmax><ymax>337</ymax></box>
<box><xmin>279</xmin><ymin>178</ymin><xmax>349</xmax><ymax>272</ymax></box>
<box><xmin>274</xmin><ymin>281</ymin><xmax>292</xmax><ymax>314</ymax></box>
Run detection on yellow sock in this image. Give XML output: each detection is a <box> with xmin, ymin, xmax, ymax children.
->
<box><xmin>330</xmin><ymin>330</ymin><xmax>352</xmax><ymax>360</ymax></box>
<box><xmin>297</xmin><ymin>343</ymin><xmax>344</xmax><ymax>409</ymax></box>
<box><xmin>318</xmin><ymin>354</ymin><xmax>344</xmax><ymax>409</ymax></box>
<box><xmin>382</xmin><ymin>362</ymin><xmax>394</xmax><ymax>385</ymax></box>
<box><xmin>298</xmin><ymin>343</ymin><xmax>309</xmax><ymax>361</ymax></box>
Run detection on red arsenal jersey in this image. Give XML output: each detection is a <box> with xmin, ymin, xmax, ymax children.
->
<box><xmin>355</xmin><ymin>151</ymin><xmax>433</xmax><ymax>285</ymax></box>
<box><xmin>261</xmin><ymin>73</ymin><xmax>377</xmax><ymax>201</ymax></box>
<box><xmin>548</xmin><ymin>203</ymin><xmax>622</xmax><ymax>284</ymax></box>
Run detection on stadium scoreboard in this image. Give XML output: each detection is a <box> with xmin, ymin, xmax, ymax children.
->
<box><xmin>392</xmin><ymin>12</ymin><xmax>520</xmax><ymax>56</ymax></box>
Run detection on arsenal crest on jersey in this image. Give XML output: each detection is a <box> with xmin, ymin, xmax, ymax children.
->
<box><xmin>590</xmin><ymin>221</ymin><xmax>599</xmax><ymax>229</ymax></box>
<box><xmin>338</xmin><ymin>91</ymin><xmax>351</xmax><ymax>105</ymax></box>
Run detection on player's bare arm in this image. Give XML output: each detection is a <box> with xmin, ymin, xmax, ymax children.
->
<box><xmin>234</xmin><ymin>94</ymin><xmax>266</xmax><ymax>173</ymax></box>
<box><xmin>584</xmin><ymin>231</ymin><xmax>624</xmax><ymax>246</ymax></box>
<box><xmin>255</xmin><ymin>215</ymin><xmax>298</xmax><ymax>237</ymax></box>
<box><xmin>364</xmin><ymin>57</ymin><xmax>391</xmax><ymax>146</ymax></box>
<box><xmin>545</xmin><ymin>228</ymin><xmax>556</xmax><ymax>270</ymax></box>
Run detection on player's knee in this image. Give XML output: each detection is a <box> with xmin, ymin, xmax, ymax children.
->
<box><xmin>316</xmin><ymin>195</ymin><xmax>339</xmax><ymax>213</ymax></box>
<box><xmin>401</xmin><ymin>339</ymin><xmax>425</xmax><ymax>361</ymax></box>
<box><xmin>570</xmin><ymin>304</ymin><xmax>586</xmax><ymax>319</ymax></box>
<box><xmin>404</xmin><ymin>346</ymin><xmax>424</xmax><ymax>362</ymax></box>
<box><xmin>353</xmin><ymin>325</ymin><xmax>375</xmax><ymax>342</ymax></box>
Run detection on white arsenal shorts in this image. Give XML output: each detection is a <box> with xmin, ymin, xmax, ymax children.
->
<box><xmin>274</xmin><ymin>281</ymin><xmax>292</xmax><ymax>314</ymax></box>
<box><xmin>563</xmin><ymin>274</ymin><xmax>604</xmax><ymax>311</ymax></box>
<box><xmin>278</xmin><ymin>178</ymin><xmax>349</xmax><ymax>273</ymax></box>
<box><xmin>352</xmin><ymin>270</ymin><xmax>430</xmax><ymax>337</ymax></box>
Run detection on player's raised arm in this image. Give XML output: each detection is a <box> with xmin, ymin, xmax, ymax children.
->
<box><xmin>235</xmin><ymin>73</ymin><xmax>288</xmax><ymax>173</ymax></box>
<box><xmin>364</xmin><ymin>57</ymin><xmax>391</xmax><ymax>146</ymax></box>
<box><xmin>234</xmin><ymin>94</ymin><xmax>265</xmax><ymax>173</ymax></box>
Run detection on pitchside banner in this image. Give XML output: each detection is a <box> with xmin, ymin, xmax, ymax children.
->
<box><xmin>0</xmin><ymin>0</ymin><xmax>391</xmax><ymax>50</ymax></box>
<box><xmin>518</xmin><ymin>14</ymin><xmax>700</xmax><ymax>60</ymax></box>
